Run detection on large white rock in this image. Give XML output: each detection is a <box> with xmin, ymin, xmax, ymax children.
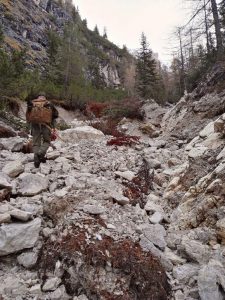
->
<box><xmin>0</xmin><ymin>137</ymin><xmax>24</xmax><ymax>152</ymax></box>
<box><xmin>18</xmin><ymin>173</ymin><xmax>48</xmax><ymax>196</ymax></box>
<box><xmin>61</xmin><ymin>126</ymin><xmax>104</xmax><ymax>143</ymax></box>
<box><xmin>2</xmin><ymin>161</ymin><xmax>24</xmax><ymax>178</ymax></box>
<box><xmin>0</xmin><ymin>218</ymin><xmax>41</xmax><ymax>256</ymax></box>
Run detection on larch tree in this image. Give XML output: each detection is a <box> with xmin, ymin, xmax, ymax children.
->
<box><xmin>136</xmin><ymin>33</ymin><xmax>158</xmax><ymax>99</ymax></box>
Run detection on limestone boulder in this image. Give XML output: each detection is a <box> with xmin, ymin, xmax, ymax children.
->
<box><xmin>0</xmin><ymin>218</ymin><xmax>41</xmax><ymax>256</ymax></box>
<box><xmin>61</xmin><ymin>126</ymin><xmax>104</xmax><ymax>143</ymax></box>
<box><xmin>198</xmin><ymin>260</ymin><xmax>225</xmax><ymax>300</ymax></box>
<box><xmin>17</xmin><ymin>173</ymin><xmax>48</xmax><ymax>196</ymax></box>
<box><xmin>0</xmin><ymin>137</ymin><xmax>24</xmax><ymax>152</ymax></box>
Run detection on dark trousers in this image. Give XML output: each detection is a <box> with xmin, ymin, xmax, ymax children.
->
<box><xmin>31</xmin><ymin>124</ymin><xmax>51</xmax><ymax>157</ymax></box>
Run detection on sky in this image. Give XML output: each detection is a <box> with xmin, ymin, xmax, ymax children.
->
<box><xmin>73</xmin><ymin>0</ymin><xmax>190</xmax><ymax>65</ymax></box>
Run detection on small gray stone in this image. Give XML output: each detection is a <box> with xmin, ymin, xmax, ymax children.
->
<box><xmin>2</xmin><ymin>161</ymin><xmax>24</xmax><ymax>178</ymax></box>
<box><xmin>17</xmin><ymin>252</ymin><xmax>38</xmax><ymax>268</ymax></box>
<box><xmin>10</xmin><ymin>209</ymin><xmax>32</xmax><ymax>222</ymax></box>
<box><xmin>42</xmin><ymin>277</ymin><xmax>61</xmax><ymax>292</ymax></box>
<box><xmin>30</xmin><ymin>284</ymin><xmax>41</xmax><ymax>294</ymax></box>
<box><xmin>149</xmin><ymin>211</ymin><xmax>164</xmax><ymax>224</ymax></box>
<box><xmin>82</xmin><ymin>205</ymin><xmax>105</xmax><ymax>215</ymax></box>
<box><xmin>114</xmin><ymin>170</ymin><xmax>135</xmax><ymax>181</ymax></box>
<box><xmin>110</xmin><ymin>191</ymin><xmax>130</xmax><ymax>205</ymax></box>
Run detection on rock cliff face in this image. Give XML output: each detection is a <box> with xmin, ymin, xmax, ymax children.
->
<box><xmin>0</xmin><ymin>0</ymin><xmax>131</xmax><ymax>87</ymax></box>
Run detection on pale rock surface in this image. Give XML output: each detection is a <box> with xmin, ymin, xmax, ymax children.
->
<box><xmin>42</xmin><ymin>277</ymin><xmax>61</xmax><ymax>292</ymax></box>
<box><xmin>0</xmin><ymin>213</ymin><xmax>11</xmax><ymax>224</ymax></box>
<box><xmin>0</xmin><ymin>137</ymin><xmax>24</xmax><ymax>152</ymax></box>
<box><xmin>198</xmin><ymin>260</ymin><xmax>225</xmax><ymax>300</ymax></box>
<box><xmin>2</xmin><ymin>161</ymin><xmax>24</xmax><ymax>178</ymax></box>
<box><xmin>17</xmin><ymin>251</ymin><xmax>38</xmax><ymax>268</ymax></box>
<box><xmin>62</xmin><ymin>126</ymin><xmax>104</xmax><ymax>143</ymax></box>
<box><xmin>0</xmin><ymin>218</ymin><xmax>41</xmax><ymax>256</ymax></box>
<box><xmin>17</xmin><ymin>173</ymin><xmax>48</xmax><ymax>196</ymax></box>
<box><xmin>0</xmin><ymin>172</ymin><xmax>12</xmax><ymax>189</ymax></box>
<box><xmin>142</xmin><ymin>224</ymin><xmax>167</xmax><ymax>250</ymax></box>
<box><xmin>114</xmin><ymin>170</ymin><xmax>135</xmax><ymax>181</ymax></box>
<box><xmin>110</xmin><ymin>191</ymin><xmax>130</xmax><ymax>205</ymax></box>
<box><xmin>10</xmin><ymin>209</ymin><xmax>32</xmax><ymax>221</ymax></box>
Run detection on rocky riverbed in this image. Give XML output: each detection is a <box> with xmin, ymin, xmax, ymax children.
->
<box><xmin>1</xmin><ymin>92</ymin><xmax>225</xmax><ymax>299</ymax></box>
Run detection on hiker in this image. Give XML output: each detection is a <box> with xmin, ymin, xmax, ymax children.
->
<box><xmin>26</xmin><ymin>92</ymin><xmax>59</xmax><ymax>168</ymax></box>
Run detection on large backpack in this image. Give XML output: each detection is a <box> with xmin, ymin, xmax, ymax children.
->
<box><xmin>26</xmin><ymin>98</ymin><xmax>52</xmax><ymax>124</ymax></box>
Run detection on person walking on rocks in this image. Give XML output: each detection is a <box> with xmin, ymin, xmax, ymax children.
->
<box><xmin>26</xmin><ymin>92</ymin><xmax>58</xmax><ymax>168</ymax></box>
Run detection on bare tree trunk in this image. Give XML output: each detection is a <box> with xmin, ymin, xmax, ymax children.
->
<box><xmin>211</xmin><ymin>0</ymin><xmax>223</xmax><ymax>57</ymax></box>
<box><xmin>178</xmin><ymin>28</ymin><xmax>186</xmax><ymax>92</ymax></box>
<box><xmin>203</xmin><ymin>0</ymin><xmax>210</xmax><ymax>53</ymax></box>
<box><xmin>190</xmin><ymin>28</ymin><xmax>194</xmax><ymax>57</ymax></box>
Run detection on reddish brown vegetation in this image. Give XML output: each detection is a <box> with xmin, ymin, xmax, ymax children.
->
<box><xmin>124</xmin><ymin>159</ymin><xmax>154</xmax><ymax>208</ymax></box>
<box><xmin>39</xmin><ymin>222</ymin><xmax>170</xmax><ymax>300</ymax></box>
<box><xmin>107</xmin><ymin>136</ymin><xmax>140</xmax><ymax>147</ymax></box>
<box><xmin>91</xmin><ymin>119</ymin><xmax>121</xmax><ymax>137</ymax></box>
<box><xmin>85</xmin><ymin>102</ymin><xmax>109</xmax><ymax>118</ymax></box>
<box><xmin>91</xmin><ymin>119</ymin><xmax>140</xmax><ymax>147</ymax></box>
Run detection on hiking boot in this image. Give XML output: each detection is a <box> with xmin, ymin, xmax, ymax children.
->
<box><xmin>39</xmin><ymin>154</ymin><xmax>47</xmax><ymax>163</ymax></box>
<box><xmin>34</xmin><ymin>154</ymin><xmax>40</xmax><ymax>168</ymax></box>
<box><xmin>34</xmin><ymin>161</ymin><xmax>40</xmax><ymax>168</ymax></box>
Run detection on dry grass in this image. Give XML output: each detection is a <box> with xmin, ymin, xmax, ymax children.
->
<box><xmin>4</xmin><ymin>36</ymin><xmax>22</xmax><ymax>51</ymax></box>
<box><xmin>1</xmin><ymin>0</ymin><xmax>13</xmax><ymax>11</ymax></box>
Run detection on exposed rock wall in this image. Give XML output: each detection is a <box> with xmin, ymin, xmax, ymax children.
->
<box><xmin>0</xmin><ymin>0</ymin><xmax>131</xmax><ymax>87</ymax></box>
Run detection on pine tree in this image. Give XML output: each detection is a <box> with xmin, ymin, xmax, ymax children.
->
<box><xmin>103</xmin><ymin>27</ymin><xmax>107</xmax><ymax>39</ymax></box>
<box><xmin>136</xmin><ymin>33</ymin><xmax>158</xmax><ymax>99</ymax></box>
<box><xmin>94</xmin><ymin>25</ymin><xmax>99</xmax><ymax>35</ymax></box>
